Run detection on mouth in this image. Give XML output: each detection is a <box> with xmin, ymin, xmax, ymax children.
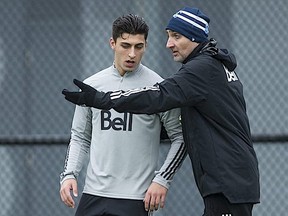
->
<box><xmin>125</xmin><ymin>60</ymin><xmax>135</xmax><ymax>68</ymax></box>
<box><xmin>172</xmin><ymin>51</ymin><xmax>178</xmax><ymax>57</ymax></box>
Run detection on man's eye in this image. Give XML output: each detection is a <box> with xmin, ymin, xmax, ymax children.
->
<box><xmin>174</xmin><ymin>34</ymin><xmax>180</xmax><ymax>39</ymax></box>
<box><xmin>121</xmin><ymin>44</ymin><xmax>130</xmax><ymax>49</ymax></box>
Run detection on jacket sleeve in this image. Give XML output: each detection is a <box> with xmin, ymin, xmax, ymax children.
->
<box><xmin>60</xmin><ymin>105</ymin><xmax>92</xmax><ymax>184</ymax></box>
<box><xmin>152</xmin><ymin>108</ymin><xmax>187</xmax><ymax>189</ymax></box>
<box><xmin>96</xmin><ymin>65</ymin><xmax>209</xmax><ymax>114</ymax></box>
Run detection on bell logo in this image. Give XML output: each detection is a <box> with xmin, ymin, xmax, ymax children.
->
<box><xmin>101</xmin><ymin>110</ymin><xmax>133</xmax><ymax>131</ymax></box>
<box><xmin>224</xmin><ymin>65</ymin><xmax>238</xmax><ymax>82</ymax></box>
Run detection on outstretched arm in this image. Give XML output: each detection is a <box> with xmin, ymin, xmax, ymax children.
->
<box><xmin>62</xmin><ymin>78</ymin><xmax>188</xmax><ymax>114</ymax></box>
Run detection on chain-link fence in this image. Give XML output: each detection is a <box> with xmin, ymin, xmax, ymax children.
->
<box><xmin>0</xmin><ymin>0</ymin><xmax>287</xmax><ymax>215</ymax></box>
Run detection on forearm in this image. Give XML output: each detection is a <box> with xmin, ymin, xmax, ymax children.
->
<box><xmin>153</xmin><ymin>108</ymin><xmax>187</xmax><ymax>188</ymax></box>
<box><xmin>60</xmin><ymin>106</ymin><xmax>92</xmax><ymax>184</ymax></box>
<box><xmin>60</xmin><ymin>139</ymin><xmax>89</xmax><ymax>184</ymax></box>
<box><xmin>110</xmin><ymin>79</ymin><xmax>186</xmax><ymax>114</ymax></box>
<box><xmin>63</xmin><ymin>78</ymin><xmax>187</xmax><ymax>114</ymax></box>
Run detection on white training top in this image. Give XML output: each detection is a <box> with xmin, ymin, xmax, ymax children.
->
<box><xmin>60</xmin><ymin>64</ymin><xmax>186</xmax><ymax>200</ymax></box>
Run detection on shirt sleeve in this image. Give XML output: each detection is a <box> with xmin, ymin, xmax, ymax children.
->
<box><xmin>152</xmin><ymin>108</ymin><xmax>187</xmax><ymax>189</ymax></box>
<box><xmin>60</xmin><ymin>105</ymin><xmax>92</xmax><ymax>184</ymax></box>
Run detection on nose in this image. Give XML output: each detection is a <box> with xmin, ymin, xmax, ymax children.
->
<box><xmin>128</xmin><ymin>48</ymin><xmax>136</xmax><ymax>58</ymax></box>
<box><xmin>166</xmin><ymin>38</ymin><xmax>174</xmax><ymax>48</ymax></box>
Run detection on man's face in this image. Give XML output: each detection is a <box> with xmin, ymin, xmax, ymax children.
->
<box><xmin>110</xmin><ymin>33</ymin><xmax>146</xmax><ymax>76</ymax></box>
<box><xmin>166</xmin><ymin>30</ymin><xmax>199</xmax><ymax>63</ymax></box>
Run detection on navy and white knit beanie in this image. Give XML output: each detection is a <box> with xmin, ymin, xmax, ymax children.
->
<box><xmin>166</xmin><ymin>7</ymin><xmax>210</xmax><ymax>43</ymax></box>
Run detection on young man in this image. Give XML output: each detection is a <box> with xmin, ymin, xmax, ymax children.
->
<box><xmin>62</xmin><ymin>7</ymin><xmax>260</xmax><ymax>216</ymax></box>
<box><xmin>59</xmin><ymin>14</ymin><xmax>186</xmax><ymax>216</ymax></box>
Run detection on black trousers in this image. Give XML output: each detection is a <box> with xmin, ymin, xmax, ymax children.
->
<box><xmin>75</xmin><ymin>193</ymin><xmax>148</xmax><ymax>216</ymax></box>
<box><xmin>203</xmin><ymin>193</ymin><xmax>254</xmax><ymax>216</ymax></box>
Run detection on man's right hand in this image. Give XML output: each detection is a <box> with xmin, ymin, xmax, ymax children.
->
<box><xmin>60</xmin><ymin>178</ymin><xmax>78</xmax><ymax>208</ymax></box>
<box><xmin>62</xmin><ymin>79</ymin><xmax>97</xmax><ymax>107</ymax></box>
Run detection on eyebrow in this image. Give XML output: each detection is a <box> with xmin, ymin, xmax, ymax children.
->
<box><xmin>120</xmin><ymin>42</ymin><xmax>145</xmax><ymax>46</ymax></box>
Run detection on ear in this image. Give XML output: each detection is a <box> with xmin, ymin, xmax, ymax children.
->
<box><xmin>110</xmin><ymin>37</ymin><xmax>116</xmax><ymax>49</ymax></box>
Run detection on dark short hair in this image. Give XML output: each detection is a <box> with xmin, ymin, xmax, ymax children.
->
<box><xmin>112</xmin><ymin>14</ymin><xmax>149</xmax><ymax>42</ymax></box>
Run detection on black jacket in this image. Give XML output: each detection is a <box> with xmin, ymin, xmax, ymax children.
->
<box><xmin>95</xmin><ymin>39</ymin><xmax>260</xmax><ymax>204</ymax></box>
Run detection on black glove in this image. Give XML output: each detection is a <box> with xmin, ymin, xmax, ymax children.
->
<box><xmin>62</xmin><ymin>79</ymin><xmax>97</xmax><ymax>106</ymax></box>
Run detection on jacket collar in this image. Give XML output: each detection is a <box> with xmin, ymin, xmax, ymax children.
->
<box><xmin>182</xmin><ymin>40</ymin><xmax>210</xmax><ymax>64</ymax></box>
<box><xmin>182</xmin><ymin>38</ymin><xmax>220</xmax><ymax>64</ymax></box>
<box><xmin>182</xmin><ymin>38</ymin><xmax>237</xmax><ymax>71</ymax></box>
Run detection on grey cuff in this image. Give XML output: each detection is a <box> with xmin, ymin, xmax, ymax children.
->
<box><xmin>59</xmin><ymin>171</ymin><xmax>77</xmax><ymax>185</ymax></box>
